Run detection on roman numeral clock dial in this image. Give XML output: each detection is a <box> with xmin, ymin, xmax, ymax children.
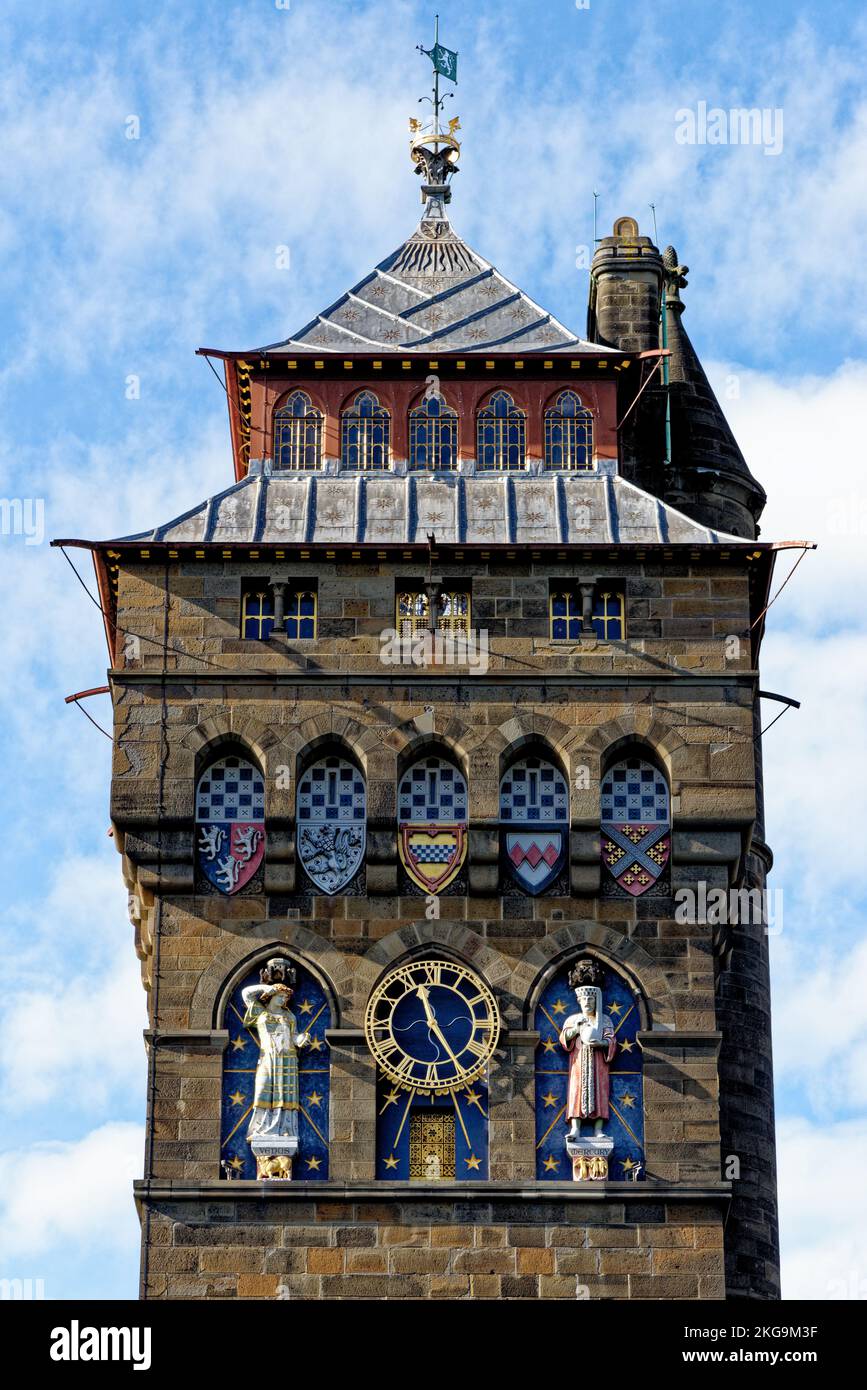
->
<box><xmin>364</xmin><ymin>959</ymin><xmax>500</xmax><ymax>1094</ymax></box>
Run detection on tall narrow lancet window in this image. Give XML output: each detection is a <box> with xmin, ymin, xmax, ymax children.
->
<box><xmin>409</xmin><ymin>393</ymin><xmax>459</xmax><ymax>470</ymax></box>
<box><xmin>500</xmin><ymin>754</ymin><xmax>569</xmax><ymax>895</ymax></box>
<box><xmin>341</xmin><ymin>390</ymin><xmax>390</xmax><ymax>470</ymax></box>
<box><xmin>196</xmin><ymin>755</ymin><xmax>266</xmax><ymax>896</ymax></box>
<box><xmin>600</xmin><ymin>756</ymin><xmax>670</xmax><ymax>897</ymax></box>
<box><xmin>397</xmin><ymin>756</ymin><xmax>468</xmax><ymax>893</ymax></box>
<box><xmin>273</xmin><ymin>391</ymin><xmax>322</xmax><ymax>471</ymax></box>
<box><xmin>296</xmin><ymin>754</ymin><xmax>366</xmax><ymax>894</ymax></box>
<box><xmin>476</xmin><ymin>390</ymin><xmax>526</xmax><ymax>471</ymax></box>
<box><xmin>544</xmin><ymin>390</ymin><xmax>594</xmax><ymax>470</ymax></box>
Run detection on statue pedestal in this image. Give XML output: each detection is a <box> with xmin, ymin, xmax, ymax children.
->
<box><xmin>565</xmin><ymin>1132</ymin><xmax>614</xmax><ymax>1182</ymax></box>
<box><xmin>251</xmin><ymin>1136</ymin><xmax>298</xmax><ymax>1181</ymax></box>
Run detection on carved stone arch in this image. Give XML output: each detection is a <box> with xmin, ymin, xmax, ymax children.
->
<box><xmin>190</xmin><ymin>924</ymin><xmax>353</xmax><ymax>1031</ymax></box>
<box><xmin>513</xmin><ymin>921</ymin><xmax>675</xmax><ymax>1031</ymax></box>
<box><xmin>581</xmin><ymin>712</ymin><xmax>688</xmax><ymax>792</ymax></box>
<box><xmin>358</xmin><ymin>921</ymin><xmax>519</xmax><ymax>1026</ymax></box>
<box><xmin>212</xmin><ymin>938</ymin><xmax>341</xmax><ymax>1032</ymax></box>
<box><xmin>392</xmin><ymin>715</ymin><xmax>473</xmax><ymax>779</ymax></box>
<box><xmin>177</xmin><ymin>717</ymin><xmax>278</xmax><ymax>821</ymax></box>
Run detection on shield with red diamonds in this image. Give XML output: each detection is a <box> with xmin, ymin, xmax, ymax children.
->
<box><xmin>500</xmin><ymin>756</ymin><xmax>569</xmax><ymax>896</ymax></box>
<box><xmin>600</xmin><ymin>758</ymin><xmax>670</xmax><ymax>897</ymax></box>
<box><xmin>196</xmin><ymin>756</ymin><xmax>266</xmax><ymax>895</ymax></box>
<box><xmin>505</xmin><ymin>829</ymin><xmax>566</xmax><ymax>895</ymax></box>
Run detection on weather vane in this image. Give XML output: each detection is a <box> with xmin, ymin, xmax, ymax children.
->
<box><xmin>409</xmin><ymin>15</ymin><xmax>461</xmax><ymax>202</ymax></box>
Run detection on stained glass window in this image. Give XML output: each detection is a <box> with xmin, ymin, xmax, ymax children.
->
<box><xmin>549</xmin><ymin>587</ymin><xmax>625</xmax><ymax>640</ymax></box>
<box><xmin>476</xmin><ymin>390</ymin><xmax>526</xmax><ymax>471</ymax></box>
<box><xmin>544</xmin><ymin>390</ymin><xmax>594</xmax><ymax>470</ymax></box>
<box><xmin>285</xmin><ymin>590</ymin><xmax>317</xmax><ymax>639</ymax></box>
<box><xmin>273</xmin><ymin>391</ymin><xmax>322</xmax><ymax>471</ymax></box>
<box><xmin>396</xmin><ymin>589</ymin><xmax>470</xmax><ymax>637</ymax></box>
<box><xmin>242</xmin><ymin>590</ymin><xmax>275</xmax><ymax>640</ymax></box>
<box><xmin>398</xmin><ymin>757</ymin><xmax>468</xmax><ymax>824</ymax></box>
<box><xmin>341</xmin><ymin>390</ymin><xmax>390</xmax><ymax>470</ymax></box>
<box><xmin>409</xmin><ymin>393</ymin><xmax>459</xmax><ymax>471</ymax></box>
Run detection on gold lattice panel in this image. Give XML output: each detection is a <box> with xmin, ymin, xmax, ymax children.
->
<box><xmin>409</xmin><ymin>1111</ymin><xmax>456</xmax><ymax>1181</ymax></box>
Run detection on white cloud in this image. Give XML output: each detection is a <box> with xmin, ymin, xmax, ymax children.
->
<box><xmin>778</xmin><ymin>1114</ymin><xmax>867</xmax><ymax>1299</ymax></box>
<box><xmin>0</xmin><ymin>856</ymin><xmax>146</xmax><ymax>1114</ymax></box>
<box><xmin>0</xmin><ymin>1122</ymin><xmax>143</xmax><ymax>1264</ymax></box>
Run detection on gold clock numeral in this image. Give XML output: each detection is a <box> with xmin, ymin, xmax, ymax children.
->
<box><xmin>463</xmin><ymin>1038</ymin><xmax>490</xmax><ymax>1060</ymax></box>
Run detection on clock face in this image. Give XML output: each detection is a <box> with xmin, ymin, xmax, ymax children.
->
<box><xmin>364</xmin><ymin>958</ymin><xmax>500</xmax><ymax>1093</ymax></box>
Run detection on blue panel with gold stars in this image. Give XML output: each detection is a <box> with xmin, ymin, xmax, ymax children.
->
<box><xmin>220</xmin><ymin>961</ymin><xmax>331</xmax><ymax>1180</ymax></box>
<box><xmin>534</xmin><ymin>963</ymin><xmax>644</xmax><ymax>1181</ymax></box>
<box><xmin>375</xmin><ymin>1073</ymin><xmax>489</xmax><ymax>1180</ymax></box>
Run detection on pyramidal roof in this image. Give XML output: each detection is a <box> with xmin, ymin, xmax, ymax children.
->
<box><xmin>258</xmin><ymin>200</ymin><xmax>609</xmax><ymax>358</ymax></box>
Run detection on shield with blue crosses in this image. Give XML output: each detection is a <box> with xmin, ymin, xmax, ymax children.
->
<box><xmin>601</xmin><ymin>757</ymin><xmax>670</xmax><ymax>897</ymax></box>
<box><xmin>196</xmin><ymin>756</ymin><xmax>266</xmax><ymax>895</ymax></box>
<box><xmin>296</xmin><ymin>756</ymin><xmax>366</xmax><ymax>894</ymax></box>
<box><xmin>398</xmin><ymin>757</ymin><xmax>468</xmax><ymax>893</ymax></box>
<box><xmin>500</xmin><ymin>757</ymin><xmax>569</xmax><ymax>895</ymax></box>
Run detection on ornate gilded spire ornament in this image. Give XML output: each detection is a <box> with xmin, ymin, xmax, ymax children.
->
<box><xmin>410</xmin><ymin>15</ymin><xmax>460</xmax><ymax>208</ymax></box>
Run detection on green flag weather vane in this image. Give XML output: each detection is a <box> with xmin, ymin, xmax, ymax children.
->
<box><xmin>410</xmin><ymin>16</ymin><xmax>461</xmax><ymax>201</ymax></box>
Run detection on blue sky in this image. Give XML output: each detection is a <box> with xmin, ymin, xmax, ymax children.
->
<box><xmin>1</xmin><ymin>0</ymin><xmax>866</xmax><ymax>1301</ymax></box>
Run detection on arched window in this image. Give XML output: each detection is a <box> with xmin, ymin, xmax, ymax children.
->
<box><xmin>476</xmin><ymin>390</ymin><xmax>526</xmax><ymax>471</ymax></box>
<box><xmin>544</xmin><ymin>390</ymin><xmax>593</xmax><ymax>470</ymax></box>
<box><xmin>341</xmin><ymin>390</ymin><xmax>390</xmax><ymax>470</ymax></box>
<box><xmin>195</xmin><ymin>754</ymin><xmax>265</xmax><ymax>895</ymax></box>
<box><xmin>296</xmin><ymin>754</ymin><xmax>366</xmax><ymax>894</ymax></box>
<box><xmin>600</xmin><ymin>756</ymin><xmax>670</xmax><ymax>897</ymax></box>
<box><xmin>409</xmin><ymin>393</ymin><xmax>459</xmax><ymax>470</ymax></box>
<box><xmin>533</xmin><ymin>957</ymin><xmax>645</xmax><ymax>1181</ymax></box>
<box><xmin>273</xmin><ymin>391</ymin><xmax>322</xmax><ymax>471</ymax></box>
<box><xmin>397</xmin><ymin>755</ymin><xmax>468</xmax><ymax>893</ymax></box>
<box><xmin>220</xmin><ymin>954</ymin><xmax>332</xmax><ymax>1180</ymax></box>
<box><xmin>500</xmin><ymin>754</ymin><xmax>569</xmax><ymax>894</ymax></box>
<box><xmin>396</xmin><ymin>588</ymin><xmax>470</xmax><ymax>637</ymax></box>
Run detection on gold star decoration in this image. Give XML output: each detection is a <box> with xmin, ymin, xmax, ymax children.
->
<box><xmin>619</xmin><ymin>1038</ymin><xmax>634</xmax><ymax>1053</ymax></box>
<box><xmin>298</xmin><ymin>999</ymin><xmax>314</xmax><ymax>1015</ymax></box>
<box><xmin>542</xmin><ymin>1037</ymin><xmax>558</xmax><ymax>1053</ymax></box>
<box><xmin>307</xmin><ymin>1036</ymin><xmax>323</xmax><ymax>1051</ymax></box>
<box><xmin>608</xmin><ymin>1001</ymin><xmax>623</xmax><ymax>1016</ymax></box>
<box><xmin>552</xmin><ymin>999</ymin><xmax>568</xmax><ymax>1015</ymax></box>
<box><xmin>228</xmin><ymin>1090</ymin><xmax>246</xmax><ymax>1107</ymax></box>
<box><xmin>308</xmin><ymin>1091</ymin><xmax>323</xmax><ymax>1108</ymax></box>
<box><xmin>384</xmin><ymin>1153</ymin><xmax>400</xmax><ymax>1170</ymax></box>
<box><xmin>620</xmin><ymin>1092</ymin><xmax>636</xmax><ymax>1109</ymax></box>
<box><xmin>462</xmin><ymin>1089</ymin><xmax>482</xmax><ymax>1110</ymax></box>
<box><xmin>228</xmin><ymin>1156</ymin><xmax>244</xmax><ymax>1172</ymax></box>
<box><xmin>305</xmin><ymin>1155</ymin><xmax>322</xmax><ymax>1171</ymax></box>
<box><xmin>230</xmin><ymin>1036</ymin><xmax>247</xmax><ymax>1052</ymax></box>
<box><xmin>464</xmin><ymin>1154</ymin><xmax>481</xmax><ymax>1171</ymax></box>
<box><xmin>381</xmin><ymin>1089</ymin><xmax>400</xmax><ymax>1110</ymax></box>
<box><xmin>543</xmin><ymin>1155</ymin><xmax>559</xmax><ymax>1172</ymax></box>
<box><xmin>542</xmin><ymin>1091</ymin><xmax>558</xmax><ymax>1108</ymax></box>
<box><xmin>621</xmin><ymin>1157</ymin><xmax>637</xmax><ymax>1173</ymax></box>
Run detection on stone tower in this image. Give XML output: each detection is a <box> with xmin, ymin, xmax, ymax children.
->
<box><xmin>57</xmin><ymin>125</ymin><xmax>788</xmax><ymax>1301</ymax></box>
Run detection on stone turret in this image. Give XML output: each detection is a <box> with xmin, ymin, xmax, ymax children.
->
<box><xmin>588</xmin><ymin>219</ymin><xmax>766</xmax><ymax>538</ymax></box>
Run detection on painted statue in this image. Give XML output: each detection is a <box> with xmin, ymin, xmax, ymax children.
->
<box><xmin>559</xmin><ymin>959</ymin><xmax>617</xmax><ymax>1140</ymax></box>
<box><xmin>242</xmin><ymin>958</ymin><xmax>309</xmax><ymax>1179</ymax></box>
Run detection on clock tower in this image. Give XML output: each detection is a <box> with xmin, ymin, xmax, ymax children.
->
<box><xmin>59</xmin><ymin>37</ymin><xmax>790</xmax><ymax>1300</ymax></box>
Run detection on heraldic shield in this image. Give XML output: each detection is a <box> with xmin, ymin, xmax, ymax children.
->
<box><xmin>601</xmin><ymin>757</ymin><xmax>670</xmax><ymax>897</ymax></box>
<box><xmin>296</xmin><ymin>755</ymin><xmax>366</xmax><ymax>894</ymax></box>
<box><xmin>398</xmin><ymin>757</ymin><xmax>467</xmax><ymax>893</ymax></box>
<box><xmin>196</xmin><ymin>756</ymin><xmax>266</xmax><ymax>895</ymax></box>
<box><xmin>500</xmin><ymin>756</ymin><xmax>569</xmax><ymax>895</ymax></box>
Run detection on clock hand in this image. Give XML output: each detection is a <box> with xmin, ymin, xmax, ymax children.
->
<box><xmin>417</xmin><ymin>987</ymin><xmax>471</xmax><ymax>1076</ymax></box>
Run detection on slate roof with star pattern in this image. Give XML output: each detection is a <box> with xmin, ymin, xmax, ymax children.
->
<box><xmin>111</xmin><ymin>471</ymin><xmax>748</xmax><ymax>548</ymax></box>
<box><xmin>253</xmin><ymin>207</ymin><xmax>611</xmax><ymax>357</ymax></box>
